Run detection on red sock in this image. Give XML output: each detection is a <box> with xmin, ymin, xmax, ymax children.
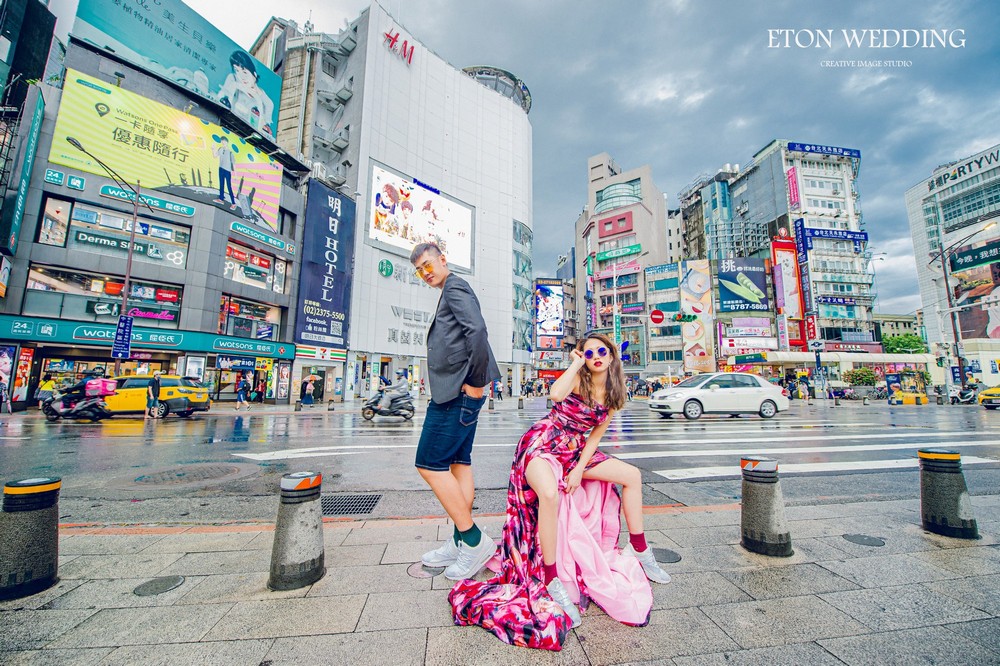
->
<box><xmin>629</xmin><ymin>532</ymin><xmax>648</xmax><ymax>553</ymax></box>
<box><xmin>543</xmin><ymin>562</ymin><xmax>558</xmax><ymax>584</ymax></box>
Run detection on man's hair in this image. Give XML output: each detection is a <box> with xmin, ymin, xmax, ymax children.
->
<box><xmin>409</xmin><ymin>242</ymin><xmax>442</xmax><ymax>264</ymax></box>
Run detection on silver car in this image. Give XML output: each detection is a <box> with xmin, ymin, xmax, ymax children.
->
<box><xmin>649</xmin><ymin>372</ymin><xmax>790</xmax><ymax>420</ymax></box>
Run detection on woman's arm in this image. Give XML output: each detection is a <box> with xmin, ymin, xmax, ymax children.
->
<box><xmin>548</xmin><ymin>349</ymin><xmax>585</xmax><ymax>403</ymax></box>
<box><xmin>565</xmin><ymin>412</ymin><xmax>615</xmax><ymax>494</ymax></box>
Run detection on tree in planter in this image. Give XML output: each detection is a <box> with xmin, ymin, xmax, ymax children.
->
<box><xmin>843</xmin><ymin>367</ymin><xmax>879</xmax><ymax>387</ymax></box>
<box><xmin>882</xmin><ymin>333</ymin><xmax>928</xmax><ymax>354</ymax></box>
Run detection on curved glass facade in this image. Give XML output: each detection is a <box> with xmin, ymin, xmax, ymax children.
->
<box><xmin>594</xmin><ymin>179</ymin><xmax>641</xmax><ymax>214</ymax></box>
<box><xmin>462</xmin><ymin>66</ymin><xmax>532</xmax><ymax>114</ymax></box>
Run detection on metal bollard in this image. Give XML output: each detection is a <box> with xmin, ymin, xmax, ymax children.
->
<box><xmin>918</xmin><ymin>449</ymin><xmax>978</xmax><ymax>539</ymax></box>
<box><xmin>915</xmin><ymin>396</ymin><xmax>923</xmax><ymax>405</ymax></box>
<box><xmin>327</xmin><ymin>400</ymin><xmax>336</xmax><ymax>411</ymax></box>
<box><xmin>0</xmin><ymin>477</ymin><xmax>62</xmax><ymax>600</ymax></box>
<box><xmin>863</xmin><ymin>396</ymin><xmax>869</xmax><ymax>405</ymax></box>
<box><xmin>294</xmin><ymin>401</ymin><xmax>302</xmax><ymax>412</ymax></box>
<box><xmin>936</xmin><ymin>395</ymin><xmax>944</xmax><ymax>405</ymax></box>
<box><xmin>488</xmin><ymin>398</ymin><xmax>494</xmax><ymax>411</ymax></box>
<box><xmin>546</xmin><ymin>398</ymin><xmax>553</xmax><ymax>409</ymax></box>
<box><xmin>833</xmin><ymin>397</ymin><xmax>840</xmax><ymax>406</ymax></box>
<box><xmin>739</xmin><ymin>458</ymin><xmax>793</xmax><ymax>557</ymax></box>
<box><xmin>518</xmin><ymin>396</ymin><xmax>524</xmax><ymax>410</ymax></box>
<box><xmin>268</xmin><ymin>472</ymin><xmax>326</xmax><ymax>590</ymax></box>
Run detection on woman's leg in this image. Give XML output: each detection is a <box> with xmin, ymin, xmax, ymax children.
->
<box><xmin>524</xmin><ymin>457</ymin><xmax>560</xmax><ymax>566</ymax></box>
<box><xmin>581</xmin><ymin>458</ymin><xmax>644</xmax><ymax>535</ymax></box>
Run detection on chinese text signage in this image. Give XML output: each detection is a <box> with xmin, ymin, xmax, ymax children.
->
<box><xmin>717</xmin><ymin>258</ymin><xmax>769</xmax><ymax>312</ymax></box>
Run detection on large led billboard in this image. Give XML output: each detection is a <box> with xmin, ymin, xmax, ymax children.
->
<box><xmin>368</xmin><ymin>163</ymin><xmax>474</xmax><ymax>272</ymax></box>
<box><xmin>49</xmin><ymin>70</ymin><xmax>283</xmax><ymax>232</ymax></box>
<box><xmin>771</xmin><ymin>238</ymin><xmax>803</xmax><ymax>320</ymax></box>
<box><xmin>72</xmin><ymin>0</ymin><xmax>282</xmax><ymax>139</ymax></box>
<box><xmin>950</xmin><ymin>236</ymin><xmax>1000</xmax><ymax>339</ymax></box>
<box><xmin>717</xmin><ymin>258</ymin><xmax>769</xmax><ymax>312</ymax></box>
<box><xmin>535</xmin><ymin>278</ymin><xmax>564</xmax><ymax>349</ymax></box>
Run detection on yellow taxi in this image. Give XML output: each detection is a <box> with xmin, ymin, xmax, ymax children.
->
<box><xmin>104</xmin><ymin>375</ymin><xmax>212</xmax><ymax>418</ymax></box>
<box><xmin>979</xmin><ymin>386</ymin><xmax>1000</xmax><ymax>410</ymax></box>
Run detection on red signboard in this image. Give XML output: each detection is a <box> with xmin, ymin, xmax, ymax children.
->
<box><xmin>105</xmin><ymin>282</ymin><xmax>123</xmax><ymax>296</ymax></box>
<box><xmin>250</xmin><ymin>254</ymin><xmax>271</xmax><ymax>269</ymax></box>
<box><xmin>650</xmin><ymin>309</ymin><xmax>664</xmax><ymax>324</ymax></box>
<box><xmin>155</xmin><ymin>289</ymin><xmax>179</xmax><ymax>303</ymax></box>
<box><xmin>805</xmin><ymin>314</ymin><xmax>818</xmax><ymax>340</ymax></box>
<box><xmin>538</xmin><ymin>369</ymin><xmax>565</xmax><ymax>380</ymax></box>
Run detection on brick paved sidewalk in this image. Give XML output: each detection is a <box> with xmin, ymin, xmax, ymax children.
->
<box><xmin>2</xmin><ymin>497</ymin><xmax>999</xmax><ymax>665</ymax></box>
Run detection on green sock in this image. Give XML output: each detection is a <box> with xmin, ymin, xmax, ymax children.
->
<box><xmin>458</xmin><ymin>523</ymin><xmax>482</xmax><ymax>548</ymax></box>
<box><xmin>453</xmin><ymin>526</ymin><xmax>460</xmax><ymax>546</ymax></box>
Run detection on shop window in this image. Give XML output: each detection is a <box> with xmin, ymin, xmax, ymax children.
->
<box><xmin>24</xmin><ymin>265</ymin><xmax>183</xmax><ymax>328</ymax></box>
<box><xmin>219</xmin><ymin>294</ymin><xmax>281</xmax><ymax>341</ymax></box>
<box><xmin>224</xmin><ymin>240</ymin><xmax>287</xmax><ymax>294</ymax></box>
<box><xmin>36</xmin><ymin>196</ymin><xmax>190</xmax><ymax>269</ymax></box>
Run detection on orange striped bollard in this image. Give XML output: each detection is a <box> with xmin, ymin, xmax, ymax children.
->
<box><xmin>268</xmin><ymin>472</ymin><xmax>326</xmax><ymax>590</ymax></box>
<box><xmin>0</xmin><ymin>477</ymin><xmax>62</xmax><ymax>600</ymax></box>
<box><xmin>739</xmin><ymin>457</ymin><xmax>793</xmax><ymax>557</ymax></box>
<box><xmin>918</xmin><ymin>449</ymin><xmax>979</xmax><ymax>539</ymax></box>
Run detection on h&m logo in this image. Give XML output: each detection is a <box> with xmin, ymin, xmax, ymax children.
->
<box><xmin>384</xmin><ymin>30</ymin><xmax>415</xmax><ymax>64</ymax></box>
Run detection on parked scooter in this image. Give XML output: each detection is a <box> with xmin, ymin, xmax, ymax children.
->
<box><xmin>361</xmin><ymin>391</ymin><xmax>415</xmax><ymax>420</ymax></box>
<box><xmin>949</xmin><ymin>385</ymin><xmax>979</xmax><ymax>405</ymax></box>
<box><xmin>42</xmin><ymin>387</ymin><xmax>112</xmax><ymax>422</ymax></box>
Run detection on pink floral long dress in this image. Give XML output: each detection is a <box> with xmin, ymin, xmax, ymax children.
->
<box><xmin>449</xmin><ymin>392</ymin><xmax>652</xmax><ymax>651</ymax></box>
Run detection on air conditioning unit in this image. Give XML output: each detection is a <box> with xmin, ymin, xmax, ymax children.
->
<box><xmin>311</xmin><ymin>162</ymin><xmax>328</xmax><ymax>180</ymax></box>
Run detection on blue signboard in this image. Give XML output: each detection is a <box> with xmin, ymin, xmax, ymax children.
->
<box><xmin>717</xmin><ymin>258</ymin><xmax>769</xmax><ymax>312</ymax></box>
<box><xmin>799</xmin><ymin>260</ymin><xmax>814</xmax><ymax>313</ymax></box>
<box><xmin>111</xmin><ymin>315</ymin><xmax>134</xmax><ymax>359</ymax></box>
<box><xmin>816</xmin><ymin>296</ymin><xmax>856</xmax><ymax>306</ymax></box>
<box><xmin>951</xmin><ymin>361</ymin><xmax>983</xmax><ymax>383</ymax></box>
<box><xmin>787</xmin><ymin>142</ymin><xmax>861</xmax><ymax>159</ymax></box>
<box><xmin>73</xmin><ymin>0</ymin><xmax>282</xmax><ymax>139</ymax></box>
<box><xmin>793</xmin><ymin>218</ymin><xmax>808</xmax><ymax>264</ymax></box>
<box><xmin>1</xmin><ymin>88</ymin><xmax>45</xmax><ymax>256</ymax></box>
<box><xmin>215</xmin><ymin>355</ymin><xmax>256</xmax><ymax>371</ymax></box>
<box><xmin>295</xmin><ymin>182</ymin><xmax>356</xmax><ymax>348</ymax></box>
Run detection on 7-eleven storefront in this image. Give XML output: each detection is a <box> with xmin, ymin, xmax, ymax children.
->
<box><xmin>292</xmin><ymin>345</ymin><xmax>348</xmax><ymax>404</ymax></box>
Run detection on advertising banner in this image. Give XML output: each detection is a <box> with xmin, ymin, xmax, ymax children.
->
<box><xmin>0</xmin><ymin>87</ymin><xmax>44</xmax><ymax>256</ymax></box>
<box><xmin>777</xmin><ymin>314</ymin><xmax>790</xmax><ymax>351</ymax></box>
<box><xmin>295</xmin><ymin>182</ymin><xmax>356</xmax><ymax>348</ymax></box>
<box><xmin>720</xmin><ymin>337</ymin><xmax>779</xmax><ymax>350</ymax></box>
<box><xmin>787</xmin><ymin>142</ymin><xmax>861</xmax><ymax>159</ymax></box>
<box><xmin>771</xmin><ymin>239</ymin><xmax>803</xmax><ymax>320</ymax></box>
<box><xmin>535</xmin><ymin>278</ymin><xmax>564</xmax><ymax>342</ymax></box>
<box><xmin>950</xmin><ymin>237</ymin><xmax>1000</xmax><ymax>340</ymax></box>
<box><xmin>717</xmin><ymin>258</ymin><xmax>769</xmax><ymax>312</ymax></box>
<box><xmin>12</xmin><ymin>348</ymin><xmax>33</xmax><ymax>402</ymax></box>
<box><xmin>680</xmin><ymin>260</ymin><xmax>714</xmax><ymax>373</ymax></box>
<box><xmin>732</xmin><ymin>316</ymin><xmax>770</xmax><ymax>328</ymax></box>
<box><xmin>0</xmin><ymin>345</ymin><xmax>15</xmax><ymax>404</ymax></box>
<box><xmin>49</xmin><ymin>70</ymin><xmax>284</xmax><ymax>232</ymax></box>
<box><xmin>72</xmin><ymin>0</ymin><xmax>282</xmax><ymax>138</ymax></box>
<box><xmin>369</xmin><ymin>163</ymin><xmax>474</xmax><ymax>272</ymax></box>
<box><xmin>786</xmin><ymin>167</ymin><xmax>800</xmax><ymax>211</ymax></box>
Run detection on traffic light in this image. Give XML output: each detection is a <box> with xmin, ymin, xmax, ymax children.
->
<box><xmin>936</xmin><ymin>356</ymin><xmax>946</xmax><ymax>367</ymax></box>
<box><xmin>671</xmin><ymin>313</ymin><xmax>697</xmax><ymax>322</ymax></box>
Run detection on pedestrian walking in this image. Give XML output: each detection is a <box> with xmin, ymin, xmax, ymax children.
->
<box><xmin>0</xmin><ymin>382</ymin><xmax>11</xmax><ymax>415</ymax></box>
<box><xmin>36</xmin><ymin>373</ymin><xmax>55</xmax><ymax>410</ymax></box>
<box><xmin>235</xmin><ymin>373</ymin><xmax>251</xmax><ymax>411</ymax></box>
<box><xmin>255</xmin><ymin>378</ymin><xmax>266</xmax><ymax>403</ymax></box>
<box><xmin>495</xmin><ymin>380</ymin><xmax>504</xmax><ymax>401</ymax></box>
<box><xmin>146</xmin><ymin>371</ymin><xmax>162</xmax><ymax>419</ymax></box>
<box><xmin>411</xmin><ymin>242</ymin><xmax>501</xmax><ymax>580</ymax></box>
<box><xmin>303</xmin><ymin>378</ymin><xmax>315</xmax><ymax>406</ymax></box>
<box><xmin>450</xmin><ymin>333</ymin><xmax>669</xmax><ymax>650</ymax></box>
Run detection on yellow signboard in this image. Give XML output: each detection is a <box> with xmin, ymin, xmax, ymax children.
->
<box><xmin>49</xmin><ymin>70</ymin><xmax>283</xmax><ymax>232</ymax></box>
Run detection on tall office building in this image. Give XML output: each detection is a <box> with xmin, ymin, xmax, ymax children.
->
<box><xmin>254</xmin><ymin>3</ymin><xmax>534</xmax><ymax>396</ymax></box>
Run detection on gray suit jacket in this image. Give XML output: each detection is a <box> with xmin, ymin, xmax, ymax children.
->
<box><xmin>426</xmin><ymin>274</ymin><xmax>501</xmax><ymax>404</ymax></box>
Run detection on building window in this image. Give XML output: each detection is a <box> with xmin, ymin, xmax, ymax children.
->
<box><xmin>224</xmin><ymin>241</ymin><xmax>288</xmax><ymax>294</ymax></box>
<box><xmin>24</xmin><ymin>265</ymin><xmax>183</xmax><ymax>329</ymax></box>
<box><xmin>219</xmin><ymin>295</ymin><xmax>281</xmax><ymax>340</ymax></box>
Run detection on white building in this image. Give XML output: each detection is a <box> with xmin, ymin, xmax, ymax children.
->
<box><xmin>905</xmin><ymin>143</ymin><xmax>1000</xmax><ymax>385</ymax></box>
<box><xmin>254</xmin><ymin>4</ymin><xmax>533</xmax><ymax>398</ymax></box>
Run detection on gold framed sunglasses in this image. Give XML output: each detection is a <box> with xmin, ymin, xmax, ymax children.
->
<box><xmin>414</xmin><ymin>259</ymin><xmax>436</xmax><ymax>277</ymax></box>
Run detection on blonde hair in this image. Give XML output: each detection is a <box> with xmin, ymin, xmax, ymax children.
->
<box><xmin>576</xmin><ymin>332</ymin><xmax>626</xmax><ymax>411</ymax></box>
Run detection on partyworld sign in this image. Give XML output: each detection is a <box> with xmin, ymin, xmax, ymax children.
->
<box><xmin>767</xmin><ymin>29</ymin><xmax>966</xmax><ymax>49</ymax></box>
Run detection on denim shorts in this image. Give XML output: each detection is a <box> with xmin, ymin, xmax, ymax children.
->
<box><xmin>415</xmin><ymin>393</ymin><xmax>486</xmax><ymax>472</ymax></box>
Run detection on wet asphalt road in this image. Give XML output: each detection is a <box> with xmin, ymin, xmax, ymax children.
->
<box><xmin>1</xmin><ymin>397</ymin><xmax>998</xmax><ymax>523</ymax></box>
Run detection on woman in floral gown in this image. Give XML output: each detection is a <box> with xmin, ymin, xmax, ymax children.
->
<box><xmin>450</xmin><ymin>333</ymin><xmax>671</xmax><ymax>651</ymax></box>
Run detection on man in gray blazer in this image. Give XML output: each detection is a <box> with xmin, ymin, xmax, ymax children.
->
<box><xmin>410</xmin><ymin>242</ymin><xmax>501</xmax><ymax>580</ymax></box>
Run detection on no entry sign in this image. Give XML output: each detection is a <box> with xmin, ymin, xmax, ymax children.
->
<box><xmin>650</xmin><ymin>309</ymin><xmax>664</xmax><ymax>324</ymax></box>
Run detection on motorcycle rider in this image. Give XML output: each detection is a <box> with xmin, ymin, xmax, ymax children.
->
<box><xmin>378</xmin><ymin>369</ymin><xmax>411</xmax><ymax>412</ymax></box>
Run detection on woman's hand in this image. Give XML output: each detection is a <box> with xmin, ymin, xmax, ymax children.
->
<box><xmin>564</xmin><ymin>467</ymin><xmax>584</xmax><ymax>495</ymax></box>
<box><xmin>569</xmin><ymin>349</ymin><xmax>586</xmax><ymax>366</ymax></box>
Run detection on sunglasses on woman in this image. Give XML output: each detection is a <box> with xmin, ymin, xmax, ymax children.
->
<box><xmin>584</xmin><ymin>347</ymin><xmax>609</xmax><ymax>359</ymax></box>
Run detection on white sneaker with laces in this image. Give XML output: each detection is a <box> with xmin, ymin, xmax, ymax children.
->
<box><xmin>444</xmin><ymin>533</ymin><xmax>496</xmax><ymax>580</ymax></box>
<box><xmin>546</xmin><ymin>577</ymin><xmax>582</xmax><ymax>628</ymax></box>
<box><xmin>421</xmin><ymin>539</ymin><xmax>459</xmax><ymax>567</ymax></box>
<box><xmin>625</xmin><ymin>543</ymin><xmax>672</xmax><ymax>583</ymax></box>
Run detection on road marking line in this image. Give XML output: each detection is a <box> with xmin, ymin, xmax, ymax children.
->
<box><xmin>615</xmin><ymin>439</ymin><xmax>1000</xmax><ymax>460</ymax></box>
<box><xmin>654</xmin><ymin>455</ymin><xmax>997</xmax><ymax>480</ymax></box>
<box><xmin>602</xmin><ymin>430</ymin><xmax>999</xmax><ymax>448</ymax></box>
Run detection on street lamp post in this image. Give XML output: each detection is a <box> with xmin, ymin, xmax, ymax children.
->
<box><xmin>928</xmin><ymin>219</ymin><xmax>997</xmax><ymax>390</ymax></box>
<box><xmin>66</xmin><ymin>137</ymin><xmax>155</xmax><ymax>376</ymax></box>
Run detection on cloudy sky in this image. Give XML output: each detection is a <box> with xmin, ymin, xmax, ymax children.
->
<box><xmin>153</xmin><ymin>1</ymin><xmax>1000</xmax><ymax>313</ymax></box>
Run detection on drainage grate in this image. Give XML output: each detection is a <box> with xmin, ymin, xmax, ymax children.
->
<box><xmin>134</xmin><ymin>465</ymin><xmax>241</xmax><ymax>485</ymax></box>
<box><xmin>320</xmin><ymin>493</ymin><xmax>382</xmax><ymax>516</ymax></box>
<box><xmin>842</xmin><ymin>534</ymin><xmax>886</xmax><ymax>547</ymax></box>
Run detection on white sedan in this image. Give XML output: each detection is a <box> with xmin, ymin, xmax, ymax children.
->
<box><xmin>649</xmin><ymin>372</ymin><xmax>790</xmax><ymax>420</ymax></box>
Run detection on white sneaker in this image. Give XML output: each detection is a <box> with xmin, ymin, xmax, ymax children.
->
<box><xmin>546</xmin><ymin>577</ymin><xmax>582</xmax><ymax>628</ymax></box>
<box><xmin>421</xmin><ymin>539</ymin><xmax>459</xmax><ymax>567</ymax></box>
<box><xmin>625</xmin><ymin>543</ymin><xmax>671</xmax><ymax>584</ymax></box>
<box><xmin>444</xmin><ymin>533</ymin><xmax>496</xmax><ymax>580</ymax></box>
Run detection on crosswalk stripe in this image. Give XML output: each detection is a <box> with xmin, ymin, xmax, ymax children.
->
<box><xmin>601</xmin><ymin>430</ymin><xmax>996</xmax><ymax>447</ymax></box>
<box><xmin>615</xmin><ymin>439</ymin><xmax>1000</xmax><ymax>460</ymax></box>
<box><xmin>654</xmin><ymin>455</ymin><xmax>997</xmax><ymax>480</ymax></box>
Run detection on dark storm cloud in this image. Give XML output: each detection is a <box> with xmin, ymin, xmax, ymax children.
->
<box><xmin>201</xmin><ymin>0</ymin><xmax>1000</xmax><ymax>313</ymax></box>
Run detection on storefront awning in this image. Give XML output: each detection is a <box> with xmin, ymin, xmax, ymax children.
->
<box><xmin>727</xmin><ymin>351</ymin><xmax>936</xmax><ymax>365</ymax></box>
